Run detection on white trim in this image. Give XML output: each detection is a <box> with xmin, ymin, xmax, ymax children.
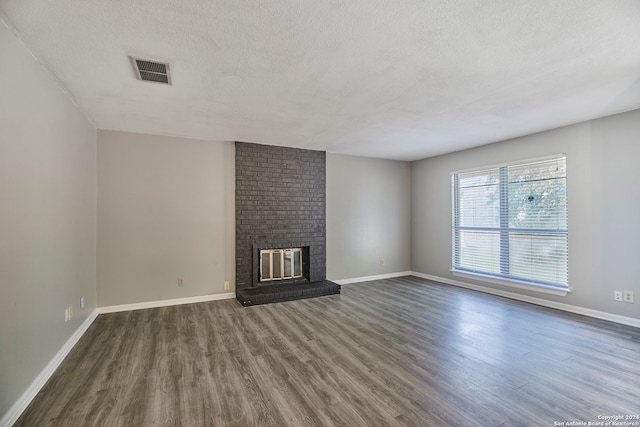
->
<box><xmin>1</xmin><ymin>310</ymin><xmax>99</xmax><ymax>427</ymax></box>
<box><xmin>451</xmin><ymin>270</ymin><xmax>570</xmax><ymax>296</ymax></box>
<box><xmin>450</xmin><ymin>153</ymin><xmax>566</xmax><ymax>175</ymax></box>
<box><xmin>411</xmin><ymin>272</ymin><xmax>640</xmax><ymax>329</ymax></box>
<box><xmin>97</xmin><ymin>292</ymin><xmax>236</xmax><ymax>314</ymax></box>
<box><xmin>332</xmin><ymin>271</ymin><xmax>412</xmax><ymax>285</ymax></box>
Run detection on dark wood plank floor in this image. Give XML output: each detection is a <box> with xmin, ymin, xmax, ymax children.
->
<box><xmin>15</xmin><ymin>276</ymin><xmax>640</xmax><ymax>426</ymax></box>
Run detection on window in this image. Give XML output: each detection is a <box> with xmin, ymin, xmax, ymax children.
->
<box><xmin>452</xmin><ymin>156</ymin><xmax>568</xmax><ymax>291</ymax></box>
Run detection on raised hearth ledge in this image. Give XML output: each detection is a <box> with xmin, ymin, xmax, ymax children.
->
<box><xmin>236</xmin><ymin>280</ymin><xmax>340</xmax><ymax>307</ymax></box>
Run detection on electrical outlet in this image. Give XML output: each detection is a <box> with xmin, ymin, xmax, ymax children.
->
<box><xmin>614</xmin><ymin>290</ymin><xmax>623</xmax><ymax>302</ymax></box>
<box><xmin>380</xmin><ymin>259</ymin><xmax>385</xmax><ymax>265</ymax></box>
<box><xmin>224</xmin><ymin>281</ymin><xmax>230</xmax><ymax>291</ymax></box>
<box><xmin>68</xmin><ymin>305</ymin><xmax>73</xmax><ymax>320</ymax></box>
<box><xmin>623</xmin><ymin>290</ymin><xmax>634</xmax><ymax>303</ymax></box>
<box><xmin>64</xmin><ymin>308</ymin><xmax>69</xmax><ymax>322</ymax></box>
<box><xmin>80</xmin><ymin>297</ymin><xmax>85</xmax><ymax>309</ymax></box>
<box><xmin>178</xmin><ymin>277</ymin><xmax>184</xmax><ymax>287</ymax></box>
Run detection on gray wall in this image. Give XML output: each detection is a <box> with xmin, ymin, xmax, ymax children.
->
<box><xmin>0</xmin><ymin>20</ymin><xmax>97</xmax><ymax>419</ymax></box>
<box><xmin>327</xmin><ymin>154</ymin><xmax>411</xmax><ymax>280</ymax></box>
<box><xmin>412</xmin><ymin>109</ymin><xmax>640</xmax><ymax>319</ymax></box>
<box><xmin>97</xmin><ymin>131</ymin><xmax>235</xmax><ymax>307</ymax></box>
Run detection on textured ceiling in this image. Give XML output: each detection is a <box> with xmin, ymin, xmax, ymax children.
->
<box><xmin>1</xmin><ymin>0</ymin><xmax>639</xmax><ymax>161</ymax></box>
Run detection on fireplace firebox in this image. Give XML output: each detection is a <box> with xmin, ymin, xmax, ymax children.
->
<box><xmin>260</xmin><ymin>248</ymin><xmax>303</xmax><ymax>282</ymax></box>
<box><xmin>252</xmin><ymin>245</ymin><xmax>310</xmax><ymax>287</ymax></box>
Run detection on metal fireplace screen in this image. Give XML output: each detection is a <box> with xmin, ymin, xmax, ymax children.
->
<box><xmin>260</xmin><ymin>248</ymin><xmax>303</xmax><ymax>282</ymax></box>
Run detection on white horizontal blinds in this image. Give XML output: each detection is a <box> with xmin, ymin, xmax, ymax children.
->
<box><xmin>506</xmin><ymin>158</ymin><xmax>567</xmax><ymax>286</ymax></box>
<box><xmin>454</xmin><ymin>168</ymin><xmax>501</xmax><ymax>275</ymax></box>
<box><xmin>453</xmin><ymin>156</ymin><xmax>568</xmax><ymax>288</ymax></box>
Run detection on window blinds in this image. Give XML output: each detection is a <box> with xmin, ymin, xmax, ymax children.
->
<box><xmin>452</xmin><ymin>156</ymin><xmax>568</xmax><ymax>288</ymax></box>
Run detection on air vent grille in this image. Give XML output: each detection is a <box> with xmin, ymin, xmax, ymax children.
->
<box><xmin>131</xmin><ymin>57</ymin><xmax>171</xmax><ymax>85</ymax></box>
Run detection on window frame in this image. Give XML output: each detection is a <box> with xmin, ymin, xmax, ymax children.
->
<box><xmin>450</xmin><ymin>154</ymin><xmax>570</xmax><ymax>296</ymax></box>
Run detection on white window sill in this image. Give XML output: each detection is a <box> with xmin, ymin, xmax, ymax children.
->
<box><xmin>451</xmin><ymin>270</ymin><xmax>570</xmax><ymax>296</ymax></box>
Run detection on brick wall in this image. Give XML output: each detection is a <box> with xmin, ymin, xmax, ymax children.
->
<box><xmin>235</xmin><ymin>142</ymin><xmax>326</xmax><ymax>290</ymax></box>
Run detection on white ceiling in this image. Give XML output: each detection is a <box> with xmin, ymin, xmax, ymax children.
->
<box><xmin>1</xmin><ymin>0</ymin><xmax>639</xmax><ymax>161</ymax></box>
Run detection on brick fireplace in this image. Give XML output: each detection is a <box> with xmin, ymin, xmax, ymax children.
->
<box><xmin>235</xmin><ymin>142</ymin><xmax>340</xmax><ymax>306</ymax></box>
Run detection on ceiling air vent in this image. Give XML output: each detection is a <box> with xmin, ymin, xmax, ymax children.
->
<box><xmin>131</xmin><ymin>57</ymin><xmax>171</xmax><ymax>85</ymax></box>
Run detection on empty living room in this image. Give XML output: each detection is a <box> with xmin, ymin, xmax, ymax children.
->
<box><xmin>1</xmin><ymin>1</ymin><xmax>640</xmax><ymax>426</ymax></box>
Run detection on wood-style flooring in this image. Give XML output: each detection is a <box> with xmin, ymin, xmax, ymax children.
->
<box><xmin>15</xmin><ymin>276</ymin><xmax>640</xmax><ymax>426</ymax></box>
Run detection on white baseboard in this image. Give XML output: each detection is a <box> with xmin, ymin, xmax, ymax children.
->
<box><xmin>98</xmin><ymin>292</ymin><xmax>236</xmax><ymax>314</ymax></box>
<box><xmin>332</xmin><ymin>271</ymin><xmax>412</xmax><ymax>285</ymax></box>
<box><xmin>1</xmin><ymin>310</ymin><xmax>99</xmax><ymax>427</ymax></box>
<box><xmin>411</xmin><ymin>271</ymin><xmax>640</xmax><ymax>329</ymax></box>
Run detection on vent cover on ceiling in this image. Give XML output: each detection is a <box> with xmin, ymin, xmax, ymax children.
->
<box><xmin>130</xmin><ymin>57</ymin><xmax>171</xmax><ymax>85</ymax></box>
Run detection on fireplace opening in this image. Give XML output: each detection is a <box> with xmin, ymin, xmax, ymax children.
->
<box><xmin>260</xmin><ymin>248</ymin><xmax>303</xmax><ymax>282</ymax></box>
